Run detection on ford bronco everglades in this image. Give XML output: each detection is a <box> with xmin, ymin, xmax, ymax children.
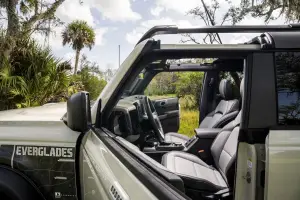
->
<box><xmin>0</xmin><ymin>24</ymin><xmax>300</xmax><ymax>200</ymax></box>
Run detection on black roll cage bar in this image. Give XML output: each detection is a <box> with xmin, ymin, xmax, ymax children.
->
<box><xmin>136</xmin><ymin>24</ymin><xmax>300</xmax><ymax>46</ymax></box>
<box><xmin>145</xmin><ymin>59</ymin><xmax>243</xmax><ymax>72</ymax></box>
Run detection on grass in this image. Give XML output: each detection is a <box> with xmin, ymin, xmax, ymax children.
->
<box><xmin>178</xmin><ymin>108</ymin><xmax>199</xmax><ymax>137</ymax></box>
<box><xmin>149</xmin><ymin>94</ymin><xmax>199</xmax><ymax>138</ymax></box>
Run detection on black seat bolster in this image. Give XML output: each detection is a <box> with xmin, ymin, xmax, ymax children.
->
<box><xmin>198</xmin><ymin>111</ymin><xmax>215</xmax><ymax>128</ymax></box>
<box><xmin>179</xmin><ymin>176</ymin><xmax>227</xmax><ymax>192</ymax></box>
<box><xmin>162</xmin><ymin>151</ymin><xmax>228</xmax><ymax>192</ymax></box>
<box><xmin>199</xmin><ymin>99</ymin><xmax>239</xmax><ymax>129</ymax></box>
<box><xmin>212</xmin><ymin>100</ymin><xmax>239</xmax><ymax>126</ymax></box>
<box><xmin>212</xmin><ymin>110</ymin><xmax>239</xmax><ymax>128</ymax></box>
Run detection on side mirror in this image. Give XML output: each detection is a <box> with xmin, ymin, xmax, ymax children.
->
<box><xmin>67</xmin><ymin>91</ymin><xmax>91</xmax><ymax>132</ymax></box>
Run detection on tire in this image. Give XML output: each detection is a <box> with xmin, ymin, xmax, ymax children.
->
<box><xmin>0</xmin><ymin>167</ymin><xmax>44</xmax><ymax>200</ymax></box>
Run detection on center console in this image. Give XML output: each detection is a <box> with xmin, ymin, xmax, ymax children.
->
<box><xmin>184</xmin><ymin>135</ymin><xmax>198</xmax><ymax>148</ymax></box>
<box><xmin>144</xmin><ymin>141</ymin><xmax>184</xmax><ymax>152</ymax></box>
<box><xmin>194</xmin><ymin>128</ymin><xmax>221</xmax><ymax>138</ymax></box>
<box><xmin>143</xmin><ymin>141</ymin><xmax>184</xmax><ymax>162</ymax></box>
<box><xmin>155</xmin><ymin>142</ymin><xmax>184</xmax><ymax>151</ymax></box>
<box><xmin>185</xmin><ymin>128</ymin><xmax>222</xmax><ymax>164</ymax></box>
<box><xmin>144</xmin><ymin>128</ymin><xmax>221</xmax><ymax>163</ymax></box>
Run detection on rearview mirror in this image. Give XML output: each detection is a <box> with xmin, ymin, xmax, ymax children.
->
<box><xmin>67</xmin><ymin>91</ymin><xmax>91</xmax><ymax>132</ymax></box>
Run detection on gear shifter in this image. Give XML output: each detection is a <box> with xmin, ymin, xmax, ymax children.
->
<box><xmin>144</xmin><ymin>134</ymin><xmax>159</xmax><ymax>147</ymax></box>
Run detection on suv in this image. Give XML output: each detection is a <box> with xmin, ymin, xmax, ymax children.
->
<box><xmin>0</xmin><ymin>24</ymin><xmax>299</xmax><ymax>200</ymax></box>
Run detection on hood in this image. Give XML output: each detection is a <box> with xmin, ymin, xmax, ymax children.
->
<box><xmin>0</xmin><ymin>103</ymin><xmax>67</xmax><ymax>122</ymax></box>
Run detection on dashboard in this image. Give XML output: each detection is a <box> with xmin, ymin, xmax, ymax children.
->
<box><xmin>109</xmin><ymin>95</ymin><xmax>150</xmax><ymax>142</ymax></box>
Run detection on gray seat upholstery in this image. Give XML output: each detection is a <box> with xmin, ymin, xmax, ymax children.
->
<box><xmin>162</xmin><ymin>114</ymin><xmax>241</xmax><ymax>192</ymax></box>
<box><xmin>162</xmin><ymin>79</ymin><xmax>244</xmax><ymax>192</ymax></box>
<box><xmin>116</xmin><ymin>112</ymin><xmax>241</xmax><ymax>193</ymax></box>
<box><xmin>164</xmin><ymin>132</ymin><xmax>190</xmax><ymax>143</ymax></box>
<box><xmin>115</xmin><ymin>136</ymin><xmax>185</xmax><ymax>192</ymax></box>
<box><xmin>161</xmin><ymin>151</ymin><xmax>228</xmax><ymax>191</ymax></box>
<box><xmin>165</xmin><ymin>79</ymin><xmax>239</xmax><ymax>144</ymax></box>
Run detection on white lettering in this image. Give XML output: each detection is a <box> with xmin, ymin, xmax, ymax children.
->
<box><xmin>32</xmin><ymin>147</ymin><xmax>38</xmax><ymax>156</ymax></box>
<box><xmin>67</xmin><ymin>148</ymin><xmax>73</xmax><ymax>158</ymax></box>
<box><xmin>38</xmin><ymin>147</ymin><xmax>43</xmax><ymax>156</ymax></box>
<box><xmin>44</xmin><ymin>147</ymin><xmax>49</xmax><ymax>156</ymax></box>
<box><xmin>27</xmin><ymin>147</ymin><xmax>32</xmax><ymax>156</ymax></box>
<box><xmin>22</xmin><ymin>147</ymin><xmax>27</xmax><ymax>155</ymax></box>
<box><xmin>50</xmin><ymin>148</ymin><xmax>55</xmax><ymax>157</ymax></box>
<box><xmin>62</xmin><ymin>148</ymin><xmax>67</xmax><ymax>157</ymax></box>
<box><xmin>16</xmin><ymin>146</ymin><xmax>22</xmax><ymax>155</ymax></box>
<box><xmin>56</xmin><ymin>148</ymin><xmax>61</xmax><ymax>157</ymax></box>
<box><xmin>14</xmin><ymin>146</ymin><xmax>73</xmax><ymax>157</ymax></box>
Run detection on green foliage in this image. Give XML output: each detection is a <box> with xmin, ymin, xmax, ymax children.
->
<box><xmin>62</xmin><ymin>20</ymin><xmax>95</xmax><ymax>51</ymax></box>
<box><xmin>0</xmin><ymin>4</ymin><xmax>106</xmax><ymax>111</ymax></box>
<box><xmin>0</xmin><ymin>29</ymin><xmax>107</xmax><ymax>111</ymax></box>
<box><xmin>145</xmin><ymin>72</ymin><xmax>177</xmax><ymax>96</ymax></box>
<box><xmin>179</xmin><ymin>95</ymin><xmax>198</xmax><ymax>110</ymax></box>
<box><xmin>62</xmin><ymin>20</ymin><xmax>96</xmax><ymax>74</ymax></box>
<box><xmin>174</xmin><ymin>72</ymin><xmax>204</xmax><ymax>109</ymax></box>
<box><xmin>231</xmin><ymin>0</ymin><xmax>300</xmax><ymax>23</ymax></box>
<box><xmin>75</xmin><ymin>67</ymin><xmax>107</xmax><ymax>100</ymax></box>
<box><xmin>146</xmin><ymin>72</ymin><xmax>204</xmax><ymax>109</ymax></box>
<box><xmin>146</xmin><ymin>71</ymin><xmax>204</xmax><ymax>137</ymax></box>
<box><xmin>188</xmin><ymin>0</ymin><xmax>300</xmax><ymax>26</ymax></box>
<box><xmin>0</xmin><ymin>37</ymin><xmax>74</xmax><ymax>109</ymax></box>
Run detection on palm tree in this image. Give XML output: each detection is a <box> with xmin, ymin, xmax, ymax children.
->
<box><xmin>62</xmin><ymin>20</ymin><xmax>95</xmax><ymax>75</ymax></box>
<box><xmin>0</xmin><ymin>36</ymin><xmax>73</xmax><ymax>110</ymax></box>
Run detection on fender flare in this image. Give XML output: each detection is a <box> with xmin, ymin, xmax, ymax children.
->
<box><xmin>0</xmin><ymin>165</ymin><xmax>45</xmax><ymax>200</ymax></box>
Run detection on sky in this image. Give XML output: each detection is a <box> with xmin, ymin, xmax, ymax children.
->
<box><xmin>3</xmin><ymin>0</ymin><xmax>287</xmax><ymax>70</ymax></box>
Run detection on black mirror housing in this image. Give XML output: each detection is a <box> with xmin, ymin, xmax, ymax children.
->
<box><xmin>67</xmin><ymin>91</ymin><xmax>91</xmax><ymax>132</ymax></box>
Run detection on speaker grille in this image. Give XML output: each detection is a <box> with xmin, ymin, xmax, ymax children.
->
<box><xmin>110</xmin><ymin>185</ymin><xmax>123</xmax><ymax>200</ymax></box>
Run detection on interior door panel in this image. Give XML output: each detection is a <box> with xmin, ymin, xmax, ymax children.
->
<box><xmin>152</xmin><ymin>97</ymin><xmax>180</xmax><ymax>133</ymax></box>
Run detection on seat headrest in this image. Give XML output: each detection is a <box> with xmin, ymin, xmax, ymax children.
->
<box><xmin>219</xmin><ymin>79</ymin><xmax>233</xmax><ymax>100</ymax></box>
<box><xmin>240</xmin><ymin>78</ymin><xmax>244</xmax><ymax>98</ymax></box>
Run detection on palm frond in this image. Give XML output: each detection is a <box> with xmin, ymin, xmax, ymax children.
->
<box><xmin>61</xmin><ymin>20</ymin><xmax>96</xmax><ymax>51</ymax></box>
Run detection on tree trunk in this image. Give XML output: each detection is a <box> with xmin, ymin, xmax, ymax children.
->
<box><xmin>6</xmin><ymin>0</ymin><xmax>20</xmax><ymax>37</ymax></box>
<box><xmin>74</xmin><ymin>49</ymin><xmax>80</xmax><ymax>75</ymax></box>
<box><xmin>1</xmin><ymin>0</ymin><xmax>19</xmax><ymax>62</ymax></box>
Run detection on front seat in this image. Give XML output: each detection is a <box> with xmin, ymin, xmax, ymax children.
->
<box><xmin>161</xmin><ymin>79</ymin><xmax>244</xmax><ymax>192</ymax></box>
<box><xmin>165</xmin><ymin>79</ymin><xmax>240</xmax><ymax>144</ymax></box>
<box><xmin>116</xmin><ymin>109</ymin><xmax>240</xmax><ymax>194</ymax></box>
<box><xmin>162</xmin><ymin>113</ymin><xmax>241</xmax><ymax>192</ymax></box>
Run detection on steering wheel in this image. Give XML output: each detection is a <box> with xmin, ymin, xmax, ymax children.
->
<box><xmin>144</xmin><ymin>96</ymin><xmax>165</xmax><ymax>142</ymax></box>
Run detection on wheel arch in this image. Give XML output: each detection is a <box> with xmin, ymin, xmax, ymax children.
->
<box><xmin>0</xmin><ymin>165</ymin><xmax>45</xmax><ymax>200</ymax></box>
